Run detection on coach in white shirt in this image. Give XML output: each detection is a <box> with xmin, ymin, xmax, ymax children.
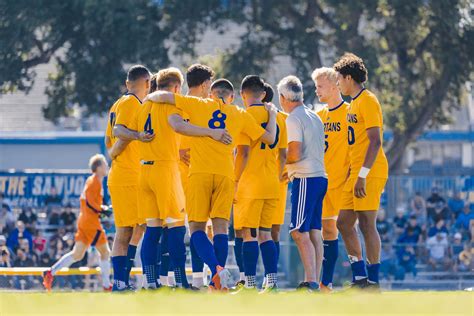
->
<box><xmin>277</xmin><ymin>75</ymin><xmax>328</xmax><ymax>291</ymax></box>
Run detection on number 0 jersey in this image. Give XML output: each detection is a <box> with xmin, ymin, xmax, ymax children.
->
<box><xmin>174</xmin><ymin>94</ymin><xmax>265</xmax><ymax>180</ymax></box>
<box><xmin>347</xmin><ymin>89</ymin><xmax>388</xmax><ymax>179</ymax></box>
<box><xmin>236</xmin><ymin>105</ymin><xmax>288</xmax><ymax>199</ymax></box>
<box><xmin>130</xmin><ymin>101</ymin><xmax>182</xmax><ymax>162</ymax></box>
<box><xmin>105</xmin><ymin>93</ymin><xmax>141</xmax><ymax>186</ymax></box>
<box><xmin>317</xmin><ymin>101</ymin><xmax>350</xmax><ymax>189</ymax></box>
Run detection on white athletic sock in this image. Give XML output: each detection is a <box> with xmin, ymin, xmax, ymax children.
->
<box><xmin>51</xmin><ymin>252</ymin><xmax>77</xmax><ymax>275</ymax></box>
<box><xmin>168</xmin><ymin>271</ymin><xmax>176</xmax><ymax>287</ymax></box>
<box><xmin>159</xmin><ymin>275</ymin><xmax>168</xmax><ymax>286</ymax></box>
<box><xmin>192</xmin><ymin>272</ymin><xmax>204</xmax><ymax>288</ymax></box>
<box><xmin>99</xmin><ymin>259</ymin><xmax>111</xmax><ymax>288</ymax></box>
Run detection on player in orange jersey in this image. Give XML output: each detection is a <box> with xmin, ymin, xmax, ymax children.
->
<box><xmin>43</xmin><ymin>154</ymin><xmax>112</xmax><ymax>291</ymax></box>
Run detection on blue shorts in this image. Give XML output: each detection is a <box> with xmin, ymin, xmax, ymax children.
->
<box><xmin>290</xmin><ymin>177</ymin><xmax>328</xmax><ymax>233</ymax></box>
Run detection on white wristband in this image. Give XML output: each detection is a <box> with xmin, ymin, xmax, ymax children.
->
<box><xmin>358</xmin><ymin>167</ymin><xmax>370</xmax><ymax>178</ymax></box>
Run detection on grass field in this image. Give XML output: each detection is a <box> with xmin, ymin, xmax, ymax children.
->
<box><xmin>0</xmin><ymin>290</ymin><xmax>472</xmax><ymax>315</ymax></box>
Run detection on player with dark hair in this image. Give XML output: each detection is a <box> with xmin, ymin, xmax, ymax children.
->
<box><xmin>43</xmin><ymin>155</ymin><xmax>112</xmax><ymax>291</ymax></box>
<box><xmin>105</xmin><ymin>65</ymin><xmax>154</xmax><ymax>291</ymax></box>
<box><xmin>233</xmin><ymin>75</ymin><xmax>288</xmax><ymax>293</ymax></box>
<box><xmin>210</xmin><ymin>79</ymin><xmax>235</xmax><ymax>104</ymax></box>
<box><xmin>333</xmin><ymin>53</ymin><xmax>389</xmax><ymax>289</ymax></box>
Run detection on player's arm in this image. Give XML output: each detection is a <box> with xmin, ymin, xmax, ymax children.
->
<box><xmin>234</xmin><ymin>145</ymin><xmax>250</xmax><ymax>183</ymax></box>
<box><xmin>108</xmin><ymin>139</ymin><xmax>130</xmax><ymax>160</ymax></box>
<box><xmin>144</xmin><ymin>91</ymin><xmax>176</xmax><ymax>104</ymax></box>
<box><xmin>285</xmin><ymin>115</ymin><xmax>303</xmax><ymax>165</ymax></box>
<box><xmin>113</xmin><ymin>124</ymin><xmax>154</xmax><ymax>143</ymax></box>
<box><xmin>354</xmin><ymin>127</ymin><xmax>381</xmax><ymax>198</ymax></box>
<box><xmin>168</xmin><ymin>114</ymin><xmax>232</xmax><ymax>145</ymax></box>
<box><xmin>85</xmin><ymin>180</ymin><xmax>103</xmax><ymax>214</ymax></box>
<box><xmin>278</xmin><ymin>148</ymin><xmax>287</xmax><ymax>182</ymax></box>
<box><xmin>259</xmin><ymin>103</ymin><xmax>278</xmax><ymax>145</ymax></box>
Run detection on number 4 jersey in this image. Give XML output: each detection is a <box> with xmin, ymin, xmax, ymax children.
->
<box><xmin>346</xmin><ymin>89</ymin><xmax>388</xmax><ymax>180</ymax></box>
<box><xmin>317</xmin><ymin>101</ymin><xmax>350</xmax><ymax>190</ymax></box>
<box><xmin>174</xmin><ymin>94</ymin><xmax>266</xmax><ymax>180</ymax></box>
<box><xmin>236</xmin><ymin>105</ymin><xmax>288</xmax><ymax>199</ymax></box>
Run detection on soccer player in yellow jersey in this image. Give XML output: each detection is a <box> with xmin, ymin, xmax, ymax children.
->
<box><xmin>233</xmin><ymin>75</ymin><xmax>288</xmax><ymax>292</ymax></box>
<box><xmin>145</xmin><ymin>77</ymin><xmax>278</xmax><ymax>290</ymax></box>
<box><xmin>130</xmin><ymin>68</ymin><xmax>231</xmax><ymax>289</ymax></box>
<box><xmin>334</xmin><ymin>53</ymin><xmax>389</xmax><ymax>289</ymax></box>
<box><xmin>312</xmin><ymin>67</ymin><xmax>350</xmax><ymax>292</ymax></box>
<box><xmin>104</xmin><ymin>65</ymin><xmax>154</xmax><ymax>291</ymax></box>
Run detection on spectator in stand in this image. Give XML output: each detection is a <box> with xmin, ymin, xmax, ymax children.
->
<box><xmin>376</xmin><ymin>208</ymin><xmax>392</xmax><ymax>242</ymax></box>
<box><xmin>380</xmin><ymin>242</ymin><xmax>397</xmax><ymax>280</ymax></box>
<box><xmin>0</xmin><ymin>193</ymin><xmax>11</xmax><ymax>213</ymax></box>
<box><xmin>0</xmin><ymin>246</ymin><xmax>12</xmax><ymax>267</ymax></box>
<box><xmin>426</xmin><ymin>232</ymin><xmax>451</xmax><ymax>271</ymax></box>
<box><xmin>448</xmin><ymin>191</ymin><xmax>465</xmax><ymax>219</ymax></box>
<box><xmin>38</xmin><ymin>252</ymin><xmax>52</xmax><ymax>267</ymax></box>
<box><xmin>427</xmin><ymin>188</ymin><xmax>448</xmax><ymax>223</ymax></box>
<box><xmin>33</xmin><ymin>230</ymin><xmax>47</xmax><ymax>254</ymax></box>
<box><xmin>455</xmin><ymin>204</ymin><xmax>474</xmax><ymax>237</ymax></box>
<box><xmin>398</xmin><ymin>245</ymin><xmax>417</xmax><ymax>279</ymax></box>
<box><xmin>48</xmin><ymin>207</ymin><xmax>61</xmax><ymax>228</ymax></box>
<box><xmin>13</xmin><ymin>248</ymin><xmax>34</xmax><ymax>289</ymax></box>
<box><xmin>60</xmin><ymin>204</ymin><xmax>76</xmax><ymax>232</ymax></box>
<box><xmin>19</xmin><ymin>238</ymin><xmax>38</xmax><ymax>266</ymax></box>
<box><xmin>398</xmin><ymin>216</ymin><xmax>422</xmax><ymax>245</ymax></box>
<box><xmin>393</xmin><ymin>207</ymin><xmax>408</xmax><ymax>236</ymax></box>
<box><xmin>18</xmin><ymin>207</ymin><xmax>38</xmax><ymax>234</ymax></box>
<box><xmin>6</xmin><ymin>221</ymin><xmax>33</xmax><ymax>251</ymax></box>
<box><xmin>457</xmin><ymin>242</ymin><xmax>472</xmax><ymax>272</ymax></box>
<box><xmin>410</xmin><ymin>192</ymin><xmax>427</xmax><ymax>227</ymax></box>
<box><xmin>428</xmin><ymin>218</ymin><xmax>449</xmax><ymax>238</ymax></box>
<box><xmin>0</xmin><ymin>204</ymin><xmax>16</xmax><ymax>235</ymax></box>
<box><xmin>44</xmin><ymin>187</ymin><xmax>62</xmax><ymax>207</ymax></box>
<box><xmin>452</xmin><ymin>233</ymin><xmax>464</xmax><ymax>271</ymax></box>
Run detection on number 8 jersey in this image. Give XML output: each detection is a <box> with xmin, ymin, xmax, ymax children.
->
<box><xmin>346</xmin><ymin>89</ymin><xmax>388</xmax><ymax>179</ymax></box>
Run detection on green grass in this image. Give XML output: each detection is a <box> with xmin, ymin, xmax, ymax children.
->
<box><xmin>1</xmin><ymin>290</ymin><xmax>472</xmax><ymax>315</ymax></box>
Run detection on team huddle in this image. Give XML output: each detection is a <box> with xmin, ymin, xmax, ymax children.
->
<box><xmin>42</xmin><ymin>53</ymin><xmax>388</xmax><ymax>293</ymax></box>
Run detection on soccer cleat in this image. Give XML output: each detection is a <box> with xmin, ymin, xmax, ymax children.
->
<box><xmin>296</xmin><ymin>282</ymin><xmax>319</xmax><ymax>293</ymax></box>
<box><xmin>365</xmin><ymin>282</ymin><xmax>381</xmax><ymax>293</ymax></box>
<box><xmin>319</xmin><ymin>283</ymin><xmax>333</xmax><ymax>294</ymax></box>
<box><xmin>42</xmin><ymin>270</ymin><xmax>54</xmax><ymax>292</ymax></box>
<box><xmin>231</xmin><ymin>285</ymin><xmax>257</xmax><ymax>295</ymax></box>
<box><xmin>348</xmin><ymin>278</ymin><xmax>369</xmax><ymax>290</ymax></box>
<box><xmin>112</xmin><ymin>283</ymin><xmax>137</xmax><ymax>293</ymax></box>
<box><xmin>211</xmin><ymin>266</ymin><xmax>232</xmax><ymax>290</ymax></box>
<box><xmin>103</xmin><ymin>285</ymin><xmax>113</xmax><ymax>292</ymax></box>
<box><xmin>259</xmin><ymin>284</ymin><xmax>278</xmax><ymax>294</ymax></box>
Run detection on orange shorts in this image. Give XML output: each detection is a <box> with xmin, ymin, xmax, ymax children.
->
<box><xmin>75</xmin><ymin>226</ymin><xmax>107</xmax><ymax>247</ymax></box>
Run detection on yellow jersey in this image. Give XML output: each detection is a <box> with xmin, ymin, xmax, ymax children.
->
<box><xmin>130</xmin><ymin>101</ymin><xmax>182</xmax><ymax>162</ymax></box>
<box><xmin>106</xmin><ymin>93</ymin><xmax>141</xmax><ymax>186</ymax></box>
<box><xmin>347</xmin><ymin>89</ymin><xmax>388</xmax><ymax>179</ymax></box>
<box><xmin>317</xmin><ymin>101</ymin><xmax>350</xmax><ymax>189</ymax></box>
<box><xmin>174</xmin><ymin>94</ymin><xmax>265</xmax><ymax>180</ymax></box>
<box><xmin>236</xmin><ymin>105</ymin><xmax>288</xmax><ymax>199</ymax></box>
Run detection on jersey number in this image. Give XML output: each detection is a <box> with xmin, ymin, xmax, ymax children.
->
<box><xmin>324</xmin><ymin>134</ymin><xmax>329</xmax><ymax>153</ymax></box>
<box><xmin>208</xmin><ymin>110</ymin><xmax>227</xmax><ymax>129</ymax></box>
<box><xmin>348</xmin><ymin>126</ymin><xmax>355</xmax><ymax>145</ymax></box>
<box><xmin>144</xmin><ymin>114</ymin><xmax>154</xmax><ymax>135</ymax></box>
<box><xmin>260</xmin><ymin>123</ymin><xmax>280</xmax><ymax>149</ymax></box>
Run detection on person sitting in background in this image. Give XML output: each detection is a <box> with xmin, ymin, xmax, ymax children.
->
<box><xmin>379</xmin><ymin>242</ymin><xmax>396</xmax><ymax>280</ymax></box>
<box><xmin>0</xmin><ymin>246</ymin><xmax>12</xmax><ymax>267</ymax></box>
<box><xmin>44</xmin><ymin>187</ymin><xmax>62</xmax><ymax>207</ymax></box>
<box><xmin>410</xmin><ymin>192</ymin><xmax>427</xmax><ymax>227</ymax></box>
<box><xmin>376</xmin><ymin>208</ymin><xmax>391</xmax><ymax>242</ymax></box>
<box><xmin>13</xmin><ymin>247</ymin><xmax>34</xmax><ymax>289</ymax></box>
<box><xmin>448</xmin><ymin>191</ymin><xmax>465</xmax><ymax>219</ymax></box>
<box><xmin>428</xmin><ymin>218</ymin><xmax>449</xmax><ymax>238</ymax></box>
<box><xmin>18</xmin><ymin>207</ymin><xmax>38</xmax><ymax>234</ymax></box>
<box><xmin>48</xmin><ymin>207</ymin><xmax>61</xmax><ymax>229</ymax></box>
<box><xmin>457</xmin><ymin>242</ymin><xmax>473</xmax><ymax>272</ymax></box>
<box><xmin>397</xmin><ymin>216</ymin><xmax>422</xmax><ymax>246</ymax></box>
<box><xmin>19</xmin><ymin>238</ymin><xmax>38</xmax><ymax>266</ymax></box>
<box><xmin>393</xmin><ymin>207</ymin><xmax>407</xmax><ymax>236</ymax></box>
<box><xmin>33</xmin><ymin>230</ymin><xmax>47</xmax><ymax>254</ymax></box>
<box><xmin>455</xmin><ymin>204</ymin><xmax>474</xmax><ymax>236</ymax></box>
<box><xmin>427</xmin><ymin>188</ymin><xmax>449</xmax><ymax>224</ymax></box>
<box><xmin>6</xmin><ymin>221</ymin><xmax>33</xmax><ymax>251</ymax></box>
<box><xmin>0</xmin><ymin>204</ymin><xmax>16</xmax><ymax>235</ymax></box>
<box><xmin>398</xmin><ymin>245</ymin><xmax>417</xmax><ymax>279</ymax></box>
<box><xmin>60</xmin><ymin>204</ymin><xmax>76</xmax><ymax>232</ymax></box>
<box><xmin>452</xmin><ymin>233</ymin><xmax>464</xmax><ymax>271</ymax></box>
<box><xmin>426</xmin><ymin>232</ymin><xmax>451</xmax><ymax>271</ymax></box>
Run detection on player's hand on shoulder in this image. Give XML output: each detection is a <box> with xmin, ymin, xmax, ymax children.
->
<box><xmin>210</xmin><ymin>129</ymin><xmax>232</xmax><ymax>145</ymax></box>
<box><xmin>179</xmin><ymin>149</ymin><xmax>191</xmax><ymax>166</ymax></box>
<box><xmin>264</xmin><ymin>102</ymin><xmax>277</xmax><ymax>115</ymax></box>
<box><xmin>143</xmin><ymin>91</ymin><xmax>160</xmax><ymax>103</ymax></box>
<box><xmin>138</xmin><ymin>131</ymin><xmax>155</xmax><ymax>142</ymax></box>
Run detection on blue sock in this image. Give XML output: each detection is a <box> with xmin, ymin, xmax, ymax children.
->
<box><xmin>112</xmin><ymin>256</ymin><xmax>127</xmax><ymax>289</ymax></box>
<box><xmin>321</xmin><ymin>239</ymin><xmax>338</xmax><ymax>286</ymax></box>
<box><xmin>190</xmin><ymin>236</ymin><xmax>204</xmax><ymax>273</ymax></box>
<box><xmin>141</xmin><ymin>226</ymin><xmax>162</xmax><ymax>286</ymax></box>
<box><xmin>160</xmin><ymin>228</ymin><xmax>169</xmax><ymax>279</ymax></box>
<box><xmin>234</xmin><ymin>237</ymin><xmax>244</xmax><ymax>274</ymax></box>
<box><xmin>213</xmin><ymin>234</ymin><xmax>228</xmax><ymax>268</ymax></box>
<box><xmin>190</xmin><ymin>231</ymin><xmax>219</xmax><ymax>276</ymax></box>
<box><xmin>243</xmin><ymin>241</ymin><xmax>259</xmax><ymax>277</ymax></box>
<box><xmin>125</xmin><ymin>245</ymin><xmax>137</xmax><ymax>285</ymax></box>
<box><xmin>350</xmin><ymin>259</ymin><xmax>367</xmax><ymax>281</ymax></box>
<box><xmin>168</xmin><ymin>226</ymin><xmax>189</xmax><ymax>288</ymax></box>
<box><xmin>155</xmin><ymin>241</ymin><xmax>161</xmax><ymax>282</ymax></box>
<box><xmin>367</xmin><ymin>263</ymin><xmax>380</xmax><ymax>284</ymax></box>
<box><xmin>275</xmin><ymin>241</ymin><xmax>280</xmax><ymax>264</ymax></box>
<box><xmin>260</xmin><ymin>240</ymin><xmax>277</xmax><ymax>275</ymax></box>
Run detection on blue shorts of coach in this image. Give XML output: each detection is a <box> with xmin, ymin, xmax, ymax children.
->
<box><xmin>290</xmin><ymin>177</ymin><xmax>328</xmax><ymax>233</ymax></box>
